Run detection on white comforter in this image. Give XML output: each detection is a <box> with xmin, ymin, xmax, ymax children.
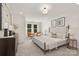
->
<box><xmin>33</xmin><ymin>36</ymin><xmax>67</xmax><ymax>50</ymax></box>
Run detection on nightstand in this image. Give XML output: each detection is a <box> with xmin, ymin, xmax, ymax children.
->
<box><xmin>67</xmin><ymin>39</ymin><xmax>77</xmax><ymax>49</ymax></box>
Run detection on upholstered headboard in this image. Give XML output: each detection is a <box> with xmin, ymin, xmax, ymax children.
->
<box><xmin>51</xmin><ymin>27</ymin><xmax>66</xmax><ymax>34</ymax></box>
<box><xmin>50</xmin><ymin>26</ymin><xmax>67</xmax><ymax>38</ymax></box>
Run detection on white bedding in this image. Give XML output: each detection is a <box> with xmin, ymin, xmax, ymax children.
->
<box><xmin>32</xmin><ymin>36</ymin><xmax>67</xmax><ymax>50</ymax></box>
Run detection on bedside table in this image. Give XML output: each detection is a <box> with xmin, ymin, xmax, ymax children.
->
<box><xmin>67</xmin><ymin>39</ymin><xmax>77</xmax><ymax>49</ymax></box>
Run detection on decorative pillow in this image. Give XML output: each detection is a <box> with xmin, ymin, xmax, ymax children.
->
<box><xmin>51</xmin><ymin>33</ymin><xmax>57</xmax><ymax>38</ymax></box>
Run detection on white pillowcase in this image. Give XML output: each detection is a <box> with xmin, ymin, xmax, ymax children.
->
<box><xmin>47</xmin><ymin>33</ymin><xmax>52</xmax><ymax>37</ymax></box>
<box><xmin>57</xmin><ymin>33</ymin><xmax>65</xmax><ymax>39</ymax></box>
<box><xmin>47</xmin><ymin>33</ymin><xmax>57</xmax><ymax>38</ymax></box>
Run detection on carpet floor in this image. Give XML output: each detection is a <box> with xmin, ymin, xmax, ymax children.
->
<box><xmin>16</xmin><ymin>39</ymin><xmax>79</xmax><ymax>56</ymax></box>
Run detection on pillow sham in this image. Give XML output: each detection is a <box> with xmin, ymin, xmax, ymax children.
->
<box><xmin>48</xmin><ymin>32</ymin><xmax>57</xmax><ymax>38</ymax></box>
<box><xmin>56</xmin><ymin>33</ymin><xmax>65</xmax><ymax>39</ymax></box>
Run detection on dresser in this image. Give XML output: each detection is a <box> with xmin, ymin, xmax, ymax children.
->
<box><xmin>0</xmin><ymin>36</ymin><xmax>17</xmax><ymax>56</ymax></box>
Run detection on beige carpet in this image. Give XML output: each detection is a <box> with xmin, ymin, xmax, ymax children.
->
<box><xmin>16</xmin><ymin>39</ymin><xmax>79</xmax><ymax>56</ymax></box>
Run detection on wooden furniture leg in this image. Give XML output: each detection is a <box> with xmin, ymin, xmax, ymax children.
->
<box><xmin>44</xmin><ymin>42</ymin><xmax>46</xmax><ymax>54</ymax></box>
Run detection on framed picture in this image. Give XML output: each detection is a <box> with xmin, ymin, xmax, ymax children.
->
<box><xmin>54</xmin><ymin>17</ymin><xmax>65</xmax><ymax>27</ymax></box>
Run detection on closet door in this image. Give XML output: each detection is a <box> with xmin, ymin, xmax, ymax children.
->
<box><xmin>0</xmin><ymin>3</ymin><xmax>2</xmax><ymax>30</ymax></box>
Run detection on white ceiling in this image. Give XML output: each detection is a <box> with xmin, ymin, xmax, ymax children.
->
<box><xmin>7</xmin><ymin>3</ymin><xmax>79</xmax><ymax>18</ymax></box>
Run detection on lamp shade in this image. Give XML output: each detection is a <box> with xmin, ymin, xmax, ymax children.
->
<box><xmin>69</xmin><ymin>29</ymin><xmax>75</xmax><ymax>39</ymax></box>
<box><xmin>9</xmin><ymin>25</ymin><xmax>13</xmax><ymax>30</ymax></box>
<box><xmin>4</xmin><ymin>23</ymin><xmax>8</xmax><ymax>28</ymax></box>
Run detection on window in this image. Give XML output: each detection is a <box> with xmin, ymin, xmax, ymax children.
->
<box><xmin>34</xmin><ymin>25</ymin><xmax>37</xmax><ymax>28</ymax></box>
<box><xmin>34</xmin><ymin>24</ymin><xmax>37</xmax><ymax>33</ymax></box>
<box><xmin>27</xmin><ymin>24</ymin><xmax>32</xmax><ymax>32</ymax></box>
<box><xmin>34</xmin><ymin>29</ymin><xmax>37</xmax><ymax>33</ymax></box>
<box><xmin>27</xmin><ymin>24</ymin><xmax>31</xmax><ymax>28</ymax></box>
<box><xmin>27</xmin><ymin>24</ymin><xmax>38</xmax><ymax>33</ymax></box>
<box><xmin>27</xmin><ymin>29</ymin><xmax>31</xmax><ymax>32</ymax></box>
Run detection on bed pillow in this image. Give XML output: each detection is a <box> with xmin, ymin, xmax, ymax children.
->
<box><xmin>57</xmin><ymin>33</ymin><xmax>65</xmax><ymax>39</ymax></box>
<box><xmin>51</xmin><ymin>33</ymin><xmax>57</xmax><ymax>38</ymax></box>
<box><xmin>47</xmin><ymin>33</ymin><xmax>52</xmax><ymax>37</ymax></box>
<box><xmin>48</xmin><ymin>32</ymin><xmax>57</xmax><ymax>38</ymax></box>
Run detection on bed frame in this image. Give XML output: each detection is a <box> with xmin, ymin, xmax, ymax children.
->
<box><xmin>32</xmin><ymin>40</ymin><xmax>48</xmax><ymax>54</ymax></box>
<box><xmin>32</xmin><ymin>39</ymin><xmax>68</xmax><ymax>54</ymax></box>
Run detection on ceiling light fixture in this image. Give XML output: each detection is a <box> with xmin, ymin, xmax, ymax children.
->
<box><xmin>40</xmin><ymin>4</ymin><xmax>50</xmax><ymax>15</ymax></box>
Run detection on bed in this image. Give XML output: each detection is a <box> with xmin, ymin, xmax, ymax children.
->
<box><xmin>32</xmin><ymin>35</ymin><xmax>68</xmax><ymax>54</ymax></box>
